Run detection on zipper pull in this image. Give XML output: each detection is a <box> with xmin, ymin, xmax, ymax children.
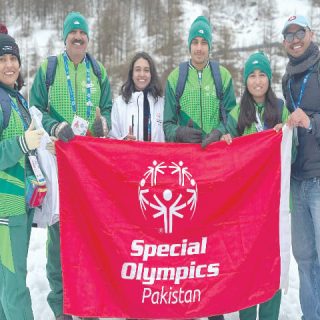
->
<box><xmin>198</xmin><ymin>70</ymin><xmax>202</xmax><ymax>86</ymax></box>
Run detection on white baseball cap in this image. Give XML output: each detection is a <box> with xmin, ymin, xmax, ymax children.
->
<box><xmin>282</xmin><ymin>15</ymin><xmax>311</xmax><ymax>35</ymax></box>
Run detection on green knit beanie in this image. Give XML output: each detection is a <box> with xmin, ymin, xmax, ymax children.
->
<box><xmin>188</xmin><ymin>16</ymin><xmax>212</xmax><ymax>51</ymax></box>
<box><xmin>63</xmin><ymin>11</ymin><xmax>89</xmax><ymax>43</ymax></box>
<box><xmin>243</xmin><ymin>52</ymin><xmax>272</xmax><ymax>84</ymax></box>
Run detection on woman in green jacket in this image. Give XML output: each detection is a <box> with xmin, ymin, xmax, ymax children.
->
<box><xmin>221</xmin><ymin>52</ymin><xmax>289</xmax><ymax>143</ymax></box>
<box><xmin>221</xmin><ymin>52</ymin><xmax>287</xmax><ymax>320</ymax></box>
<box><xmin>0</xmin><ymin>33</ymin><xmax>43</xmax><ymax>320</ymax></box>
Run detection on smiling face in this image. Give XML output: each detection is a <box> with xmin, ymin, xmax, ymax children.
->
<box><xmin>0</xmin><ymin>54</ymin><xmax>20</xmax><ymax>87</ymax></box>
<box><xmin>132</xmin><ymin>57</ymin><xmax>151</xmax><ymax>91</ymax></box>
<box><xmin>65</xmin><ymin>29</ymin><xmax>88</xmax><ymax>63</ymax></box>
<box><xmin>190</xmin><ymin>36</ymin><xmax>209</xmax><ymax>70</ymax></box>
<box><xmin>246</xmin><ymin>69</ymin><xmax>269</xmax><ymax>103</ymax></box>
<box><xmin>283</xmin><ymin>24</ymin><xmax>313</xmax><ymax>58</ymax></box>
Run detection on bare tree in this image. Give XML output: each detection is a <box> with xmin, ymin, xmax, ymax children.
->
<box><xmin>214</xmin><ymin>26</ymin><xmax>242</xmax><ymax>97</ymax></box>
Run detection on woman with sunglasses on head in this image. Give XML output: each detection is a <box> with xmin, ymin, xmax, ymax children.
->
<box><xmin>0</xmin><ymin>34</ymin><xmax>44</xmax><ymax>319</ymax></box>
<box><xmin>109</xmin><ymin>51</ymin><xmax>164</xmax><ymax>142</ymax></box>
<box><xmin>220</xmin><ymin>52</ymin><xmax>289</xmax><ymax>320</ymax></box>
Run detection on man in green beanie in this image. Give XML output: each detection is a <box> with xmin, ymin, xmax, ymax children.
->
<box><xmin>163</xmin><ymin>15</ymin><xmax>236</xmax><ymax>320</ymax></box>
<box><xmin>63</xmin><ymin>11</ymin><xmax>89</xmax><ymax>43</ymax></box>
<box><xmin>30</xmin><ymin>11</ymin><xmax>112</xmax><ymax>320</ymax></box>
<box><xmin>163</xmin><ymin>15</ymin><xmax>236</xmax><ymax>148</ymax></box>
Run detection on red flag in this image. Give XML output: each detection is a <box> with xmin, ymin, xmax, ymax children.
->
<box><xmin>56</xmin><ymin>129</ymin><xmax>288</xmax><ymax>318</ymax></box>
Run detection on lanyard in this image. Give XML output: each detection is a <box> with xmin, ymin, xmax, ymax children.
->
<box><xmin>10</xmin><ymin>93</ymin><xmax>29</xmax><ymax>130</ymax></box>
<box><xmin>255</xmin><ymin>108</ymin><xmax>264</xmax><ymax>132</ymax></box>
<box><xmin>63</xmin><ymin>52</ymin><xmax>93</xmax><ymax>119</ymax></box>
<box><xmin>143</xmin><ymin>92</ymin><xmax>152</xmax><ymax>142</ymax></box>
<box><xmin>288</xmin><ymin>68</ymin><xmax>313</xmax><ymax>110</ymax></box>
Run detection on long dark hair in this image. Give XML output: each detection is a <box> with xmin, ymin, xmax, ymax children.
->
<box><xmin>120</xmin><ymin>51</ymin><xmax>163</xmax><ymax>103</ymax></box>
<box><xmin>237</xmin><ymin>86</ymin><xmax>281</xmax><ymax>136</ymax></box>
<box><xmin>16</xmin><ymin>73</ymin><xmax>24</xmax><ymax>91</ymax></box>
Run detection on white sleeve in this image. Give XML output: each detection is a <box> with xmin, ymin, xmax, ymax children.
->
<box><xmin>108</xmin><ymin>97</ymin><xmax>126</xmax><ymax>140</ymax></box>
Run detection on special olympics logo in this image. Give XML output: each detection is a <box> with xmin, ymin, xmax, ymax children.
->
<box><xmin>138</xmin><ymin>160</ymin><xmax>198</xmax><ymax>234</ymax></box>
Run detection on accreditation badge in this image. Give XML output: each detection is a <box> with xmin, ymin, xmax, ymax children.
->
<box><xmin>71</xmin><ymin>115</ymin><xmax>89</xmax><ymax>136</ymax></box>
<box><xmin>28</xmin><ymin>155</ymin><xmax>45</xmax><ymax>184</ymax></box>
<box><xmin>27</xmin><ymin>156</ymin><xmax>47</xmax><ymax>208</ymax></box>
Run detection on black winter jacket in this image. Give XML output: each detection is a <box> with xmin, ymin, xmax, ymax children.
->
<box><xmin>284</xmin><ymin>60</ymin><xmax>320</xmax><ymax>180</ymax></box>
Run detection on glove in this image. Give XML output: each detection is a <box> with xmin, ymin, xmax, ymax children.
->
<box><xmin>54</xmin><ymin>121</ymin><xmax>75</xmax><ymax>142</ymax></box>
<box><xmin>201</xmin><ymin>129</ymin><xmax>222</xmax><ymax>148</ymax></box>
<box><xmin>93</xmin><ymin>107</ymin><xmax>109</xmax><ymax>137</ymax></box>
<box><xmin>24</xmin><ymin>120</ymin><xmax>44</xmax><ymax>151</ymax></box>
<box><xmin>176</xmin><ymin>119</ymin><xmax>202</xmax><ymax>143</ymax></box>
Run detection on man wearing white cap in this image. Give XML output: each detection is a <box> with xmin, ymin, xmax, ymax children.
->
<box><xmin>282</xmin><ymin>15</ymin><xmax>320</xmax><ymax>320</ymax></box>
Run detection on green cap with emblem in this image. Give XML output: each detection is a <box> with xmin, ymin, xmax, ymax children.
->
<box><xmin>63</xmin><ymin>11</ymin><xmax>89</xmax><ymax>43</ymax></box>
<box><xmin>188</xmin><ymin>16</ymin><xmax>212</xmax><ymax>51</ymax></box>
<box><xmin>243</xmin><ymin>51</ymin><xmax>272</xmax><ymax>84</ymax></box>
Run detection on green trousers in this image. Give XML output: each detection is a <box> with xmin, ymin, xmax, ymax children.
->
<box><xmin>0</xmin><ymin>210</ymin><xmax>34</xmax><ymax>320</ymax></box>
<box><xmin>47</xmin><ymin>222</ymin><xmax>99</xmax><ymax>319</ymax></box>
<box><xmin>239</xmin><ymin>290</ymin><xmax>281</xmax><ymax>320</ymax></box>
<box><xmin>47</xmin><ymin>222</ymin><xmax>63</xmax><ymax>317</ymax></box>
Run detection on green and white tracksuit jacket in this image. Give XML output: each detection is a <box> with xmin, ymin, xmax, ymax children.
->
<box><xmin>163</xmin><ymin>61</ymin><xmax>236</xmax><ymax>141</ymax></box>
<box><xmin>226</xmin><ymin>102</ymin><xmax>290</xmax><ymax>137</ymax></box>
<box><xmin>29</xmin><ymin>52</ymin><xmax>112</xmax><ymax>135</ymax></box>
<box><xmin>0</xmin><ymin>84</ymin><xmax>32</xmax><ymax>218</ymax></box>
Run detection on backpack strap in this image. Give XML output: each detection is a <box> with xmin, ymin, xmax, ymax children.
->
<box><xmin>175</xmin><ymin>60</ymin><xmax>226</xmax><ymax>127</ymax></box>
<box><xmin>0</xmin><ymin>87</ymin><xmax>12</xmax><ymax>130</ymax></box>
<box><xmin>176</xmin><ymin>61</ymin><xmax>189</xmax><ymax>113</ymax></box>
<box><xmin>45</xmin><ymin>56</ymin><xmax>58</xmax><ymax>91</ymax></box>
<box><xmin>86</xmin><ymin>53</ymin><xmax>102</xmax><ymax>87</ymax></box>
<box><xmin>209</xmin><ymin>60</ymin><xmax>226</xmax><ymax>127</ymax></box>
<box><xmin>45</xmin><ymin>54</ymin><xmax>102</xmax><ymax>92</ymax></box>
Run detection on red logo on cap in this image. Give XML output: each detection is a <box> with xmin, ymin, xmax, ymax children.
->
<box><xmin>288</xmin><ymin>16</ymin><xmax>297</xmax><ymax>21</ymax></box>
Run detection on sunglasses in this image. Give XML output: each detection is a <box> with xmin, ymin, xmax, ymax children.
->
<box><xmin>284</xmin><ymin>28</ymin><xmax>307</xmax><ymax>43</ymax></box>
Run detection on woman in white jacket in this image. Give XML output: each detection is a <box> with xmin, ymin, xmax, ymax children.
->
<box><xmin>109</xmin><ymin>52</ymin><xmax>165</xmax><ymax>142</ymax></box>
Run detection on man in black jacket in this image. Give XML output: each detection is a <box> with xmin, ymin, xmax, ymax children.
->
<box><xmin>282</xmin><ymin>15</ymin><xmax>320</xmax><ymax>320</ymax></box>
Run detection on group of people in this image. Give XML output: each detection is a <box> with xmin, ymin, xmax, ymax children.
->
<box><xmin>0</xmin><ymin>9</ymin><xmax>319</xmax><ymax>320</ymax></box>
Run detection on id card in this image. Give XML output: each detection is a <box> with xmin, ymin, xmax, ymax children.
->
<box><xmin>71</xmin><ymin>115</ymin><xmax>89</xmax><ymax>136</ymax></box>
<box><xmin>28</xmin><ymin>155</ymin><xmax>46</xmax><ymax>184</ymax></box>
